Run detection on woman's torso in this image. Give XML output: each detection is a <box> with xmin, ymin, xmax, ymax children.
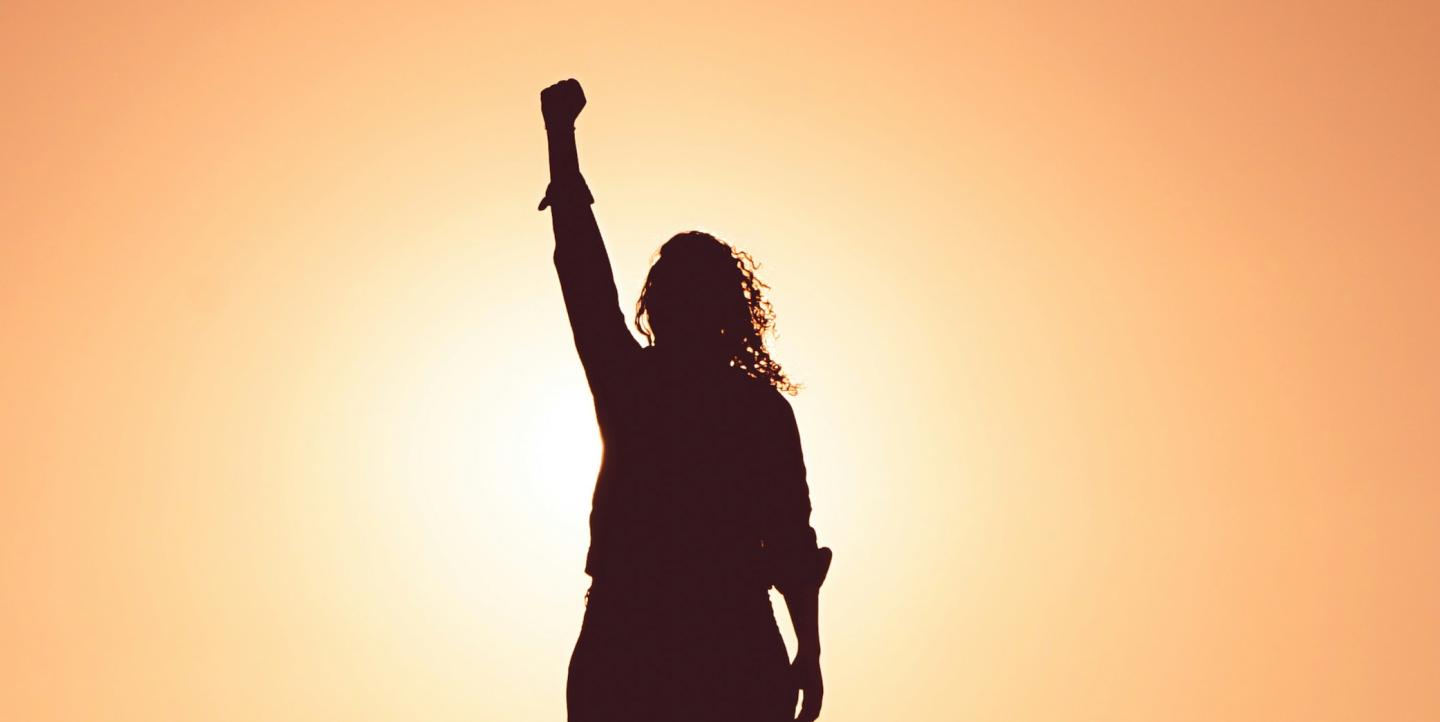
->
<box><xmin>584</xmin><ymin>346</ymin><xmax>779</xmax><ymax>596</ymax></box>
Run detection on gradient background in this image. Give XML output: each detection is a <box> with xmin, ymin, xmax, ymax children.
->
<box><xmin>3</xmin><ymin>2</ymin><xmax>1438</xmax><ymax>721</ymax></box>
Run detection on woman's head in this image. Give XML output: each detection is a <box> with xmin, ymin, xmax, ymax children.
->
<box><xmin>635</xmin><ymin>231</ymin><xmax>798</xmax><ymax>395</ymax></box>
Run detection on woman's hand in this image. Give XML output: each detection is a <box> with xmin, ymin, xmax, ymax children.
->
<box><xmin>541</xmin><ymin>78</ymin><xmax>586</xmax><ymax>130</ymax></box>
<box><xmin>792</xmin><ymin>652</ymin><xmax>824</xmax><ymax>721</ymax></box>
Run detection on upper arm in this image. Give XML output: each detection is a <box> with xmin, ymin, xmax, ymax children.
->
<box><xmin>763</xmin><ymin>393</ymin><xmax>815</xmax><ymax>537</ymax></box>
<box><xmin>771</xmin><ymin>395</ymin><xmax>810</xmax><ymax>501</ymax></box>
<box><xmin>547</xmin><ymin>184</ymin><xmax>640</xmax><ymax>394</ymax></box>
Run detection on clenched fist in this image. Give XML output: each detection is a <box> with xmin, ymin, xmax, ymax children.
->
<box><xmin>541</xmin><ymin>78</ymin><xmax>586</xmax><ymax>130</ymax></box>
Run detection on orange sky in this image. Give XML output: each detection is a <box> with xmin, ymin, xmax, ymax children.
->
<box><xmin>3</xmin><ymin>2</ymin><xmax>1438</xmax><ymax>721</ymax></box>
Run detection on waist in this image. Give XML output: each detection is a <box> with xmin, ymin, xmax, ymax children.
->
<box><xmin>586</xmin><ymin>556</ymin><xmax>771</xmax><ymax>600</ymax></box>
<box><xmin>585</xmin><ymin>577</ymin><xmax>774</xmax><ymax>616</ymax></box>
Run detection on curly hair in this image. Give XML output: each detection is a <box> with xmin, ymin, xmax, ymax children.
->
<box><xmin>634</xmin><ymin>231</ymin><xmax>799</xmax><ymax>395</ymax></box>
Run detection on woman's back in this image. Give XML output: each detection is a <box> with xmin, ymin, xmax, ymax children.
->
<box><xmin>585</xmin><ymin>347</ymin><xmax>800</xmax><ymax>597</ymax></box>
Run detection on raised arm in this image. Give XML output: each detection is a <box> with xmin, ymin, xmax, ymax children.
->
<box><xmin>538</xmin><ymin>79</ymin><xmax>638</xmax><ymax>395</ymax></box>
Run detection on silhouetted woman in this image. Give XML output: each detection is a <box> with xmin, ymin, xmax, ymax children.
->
<box><xmin>538</xmin><ymin>79</ymin><xmax>831</xmax><ymax>722</ymax></box>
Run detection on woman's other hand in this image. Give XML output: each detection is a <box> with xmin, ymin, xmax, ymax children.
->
<box><xmin>792</xmin><ymin>652</ymin><xmax>823</xmax><ymax>721</ymax></box>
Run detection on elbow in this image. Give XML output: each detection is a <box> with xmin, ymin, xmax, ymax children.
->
<box><xmin>773</xmin><ymin>546</ymin><xmax>833</xmax><ymax>596</ymax></box>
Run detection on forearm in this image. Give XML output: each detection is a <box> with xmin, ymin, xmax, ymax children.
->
<box><xmin>544</xmin><ymin>126</ymin><xmax>604</xmax><ymax>268</ymax></box>
<box><xmin>547</xmin><ymin>126</ymin><xmax>581</xmax><ymax>180</ymax></box>
<box><xmin>783</xmin><ymin>588</ymin><xmax>821</xmax><ymax>658</ymax></box>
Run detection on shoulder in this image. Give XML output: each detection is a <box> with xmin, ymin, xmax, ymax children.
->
<box><xmin>744</xmin><ymin>378</ymin><xmax>795</xmax><ymax>425</ymax></box>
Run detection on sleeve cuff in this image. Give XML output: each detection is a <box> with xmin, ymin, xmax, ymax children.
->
<box><xmin>538</xmin><ymin>175</ymin><xmax>595</xmax><ymax>211</ymax></box>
